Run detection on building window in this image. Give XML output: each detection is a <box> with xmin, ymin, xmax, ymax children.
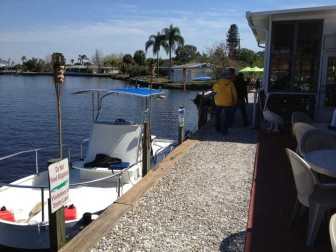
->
<box><xmin>269</xmin><ymin>20</ymin><xmax>323</xmax><ymax>92</ymax></box>
<box><xmin>324</xmin><ymin>56</ymin><xmax>336</xmax><ymax>108</ymax></box>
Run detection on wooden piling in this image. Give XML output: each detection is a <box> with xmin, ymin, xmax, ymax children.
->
<box><xmin>48</xmin><ymin>199</ymin><xmax>66</xmax><ymax>252</ymax></box>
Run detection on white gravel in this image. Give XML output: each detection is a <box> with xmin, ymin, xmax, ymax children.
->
<box><xmin>92</xmin><ymin>122</ymin><xmax>258</xmax><ymax>252</ymax></box>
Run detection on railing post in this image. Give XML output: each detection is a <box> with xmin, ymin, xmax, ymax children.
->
<box><xmin>41</xmin><ymin>188</ymin><xmax>45</xmax><ymax>222</ymax></box>
<box><xmin>117</xmin><ymin>175</ymin><xmax>121</xmax><ymax>197</ymax></box>
<box><xmin>35</xmin><ymin>150</ymin><xmax>39</xmax><ymax>174</ymax></box>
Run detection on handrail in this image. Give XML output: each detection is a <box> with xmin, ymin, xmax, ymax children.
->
<box><xmin>0</xmin><ymin>140</ymin><xmax>172</xmax><ymax>224</ymax></box>
<box><xmin>0</xmin><ymin>159</ymin><xmax>141</xmax><ymax>224</ymax></box>
<box><xmin>0</xmin><ymin>160</ymin><xmax>141</xmax><ymax>189</ymax></box>
<box><xmin>0</xmin><ymin>144</ymin><xmax>71</xmax><ymax>174</ymax></box>
<box><xmin>0</xmin><ymin>144</ymin><xmax>66</xmax><ymax>161</ymax></box>
<box><xmin>80</xmin><ymin>139</ymin><xmax>90</xmax><ymax>160</ymax></box>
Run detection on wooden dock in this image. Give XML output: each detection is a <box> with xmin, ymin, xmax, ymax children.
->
<box><xmin>59</xmin><ymin>135</ymin><xmax>200</xmax><ymax>251</ymax></box>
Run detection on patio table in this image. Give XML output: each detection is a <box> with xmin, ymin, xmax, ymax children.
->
<box><xmin>312</xmin><ymin>123</ymin><xmax>336</xmax><ymax>137</ymax></box>
<box><xmin>305</xmin><ymin>149</ymin><xmax>336</xmax><ymax>178</ymax></box>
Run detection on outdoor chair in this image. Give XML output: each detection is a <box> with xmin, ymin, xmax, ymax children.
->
<box><xmin>292</xmin><ymin>122</ymin><xmax>316</xmax><ymax>153</ymax></box>
<box><xmin>297</xmin><ymin>129</ymin><xmax>336</xmax><ymax>158</ymax></box>
<box><xmin>292</xmin><ymin>122</ymin><xmax>315</xmax><ymax>137</ymax></box>
<box><xmin>286</xmin><ymin>148</ymin><xmax>336</xmax><ymax>246</ymax></box>
<box><xmin>330</xmin><ymin>213</ymin><xmax>336</xmax><ymax>252</ymax></box>
<box><xmin>291</xmin><ymin>111</ymin><xmax>313</xmax><ymax>136</ymax></box>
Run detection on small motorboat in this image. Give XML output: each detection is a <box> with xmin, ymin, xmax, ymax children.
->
<box><xmin>0</xmin><ymin>87</ymin><xmax>176</xmax><ymax>250</ymax></box>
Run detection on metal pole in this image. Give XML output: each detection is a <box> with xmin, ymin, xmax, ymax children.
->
<box><xmin>41</xmin><ymin>188</ymin><xmax>45</xmax><ymax>222</ymax></box>
<box><xmin>142</xmin><ymin>120</ymin><xmax>150</xmax><ymax>176</ymax></box>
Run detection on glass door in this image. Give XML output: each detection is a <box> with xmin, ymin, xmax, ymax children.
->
<box><xmin>317</xmin><ymin>52</ymin><xmax>336</xmax><ymax>121</ymax></box>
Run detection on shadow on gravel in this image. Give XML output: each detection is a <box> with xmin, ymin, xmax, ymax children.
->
<box><xmin>220</xmin><ymin>231</ymin><xmax>246</xmax><ymax>252</ymax></box>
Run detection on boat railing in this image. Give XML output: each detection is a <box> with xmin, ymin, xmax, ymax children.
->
<box><xmin>151</xmin><ymin>143</ymin><xmax>176</xmax><ymax>164</ymax></box>
<box><xmin>0</xmin><ymin>160</ymin><xmax>138</xmax><ymax>223</ymax></box>
<box><xmin>0</xmin><ymin>145</ymin><xmax>142</xmax><ymax>224</ymax></box>
<box><xmin>0</xmin><ymin>144</ymin><xmax>71</xmax><ymax>174</ymax></box>
<box><xmin>79</xmin><ymin>138</ymin><xmax>90</xmax><ymax>160</ymax></box>
<box><xmin>79</xmin><ymin>136</ymin><xmax>175</xmax><ymax>165</ymax></box>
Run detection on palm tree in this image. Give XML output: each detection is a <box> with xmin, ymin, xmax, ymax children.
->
<box><xmin>123</xmin><ymin>54</ymin><xmax>133</xmax><ymax>74</ymax></box>
<box><xmin>21</xmin><ymin>56</ymin><xmax>27</xmax><ymax>64</ymax></box>
<box><xmin>145</xmin><ymin>32</ymin><xmax>166</xmax><ymax>79</ymax></box>
<box><xmin>78</xmin><ymin>54</ymin><xmax>88</xmax><ymax>65</ymax></box>
<box><xmin>162</xmin><ymin>24</ymin><xmax>184</xmax><ymax>81</ymax></box>
<box><xmin>133</xmin><ymin>50</ymin><xmax>146</xmax><ymax>66</ymax></box>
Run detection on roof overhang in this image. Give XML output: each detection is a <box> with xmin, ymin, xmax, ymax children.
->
<box><xmin>246</xmin><ymin>5</ymin><xmax>336</xmax><ymax>45</ymax></box>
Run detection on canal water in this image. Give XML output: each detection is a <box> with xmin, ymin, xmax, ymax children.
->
<box><xmin>0</xmin><ymin>75</ymin><xmax>200</xmax><ymax>183</ymax></box>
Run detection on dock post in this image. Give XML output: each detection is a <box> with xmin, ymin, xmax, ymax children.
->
<box><xmin>178</xmin><ymin>125</ymin><xmax>184</xmax><ymax>145</ymax></box>
<box><xmin>48</xmin><ymin>199</ymin><xmax>66</xmax><ymax>252</ymax></box>
<box><xmin>142</xmin><ymin>120</ymin><xmax>150</xmax><ymax>176</ymax></box>
<box><xmin>198</xmin><ymin>92</ymin><xmax>208</xmax><ymax>128</ymax></box>
<box><xmin>178</xmin><ymin>106</ymin><xmax>185</xmax><ymax>145</ymax></box>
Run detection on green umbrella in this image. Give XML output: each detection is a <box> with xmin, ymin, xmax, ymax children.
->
<box><xmin>239</xmin><ymin>67</ymin><xmax>253</xmax><ymax>72</ymax></box>
<box><xmin>250</xmin><ymin>66</ymin><xmax>263</xmax><ymax>72</ymax></box>
<box><xmin>239</xmin><ymin>66</ymin><xmax>263</xmax><ymax>72</ymax></box>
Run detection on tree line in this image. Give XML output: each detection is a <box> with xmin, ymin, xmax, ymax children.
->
<box><xmin>16</xmin><ymin>24</ymin><xmax>263</xmax><ymax>80</ymax></box>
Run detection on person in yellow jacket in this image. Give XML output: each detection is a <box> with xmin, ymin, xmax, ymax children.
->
<box><xmin>213</xmin><ymin>73</ymin><xmax>237</xmax><ymax>134</ymax></box>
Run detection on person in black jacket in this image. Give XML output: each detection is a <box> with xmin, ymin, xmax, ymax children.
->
<box><xmin>231</xmin><ymin>72</ymin><xmax>249</xmax><ymax>126</ymax></box>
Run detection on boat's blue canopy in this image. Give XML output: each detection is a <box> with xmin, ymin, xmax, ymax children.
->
<box><xmin>72</xmin><ymin>87</ymin><xmax>163</xmax><ymax>97</ymax></box>
<box><xmin>72</xmin><ymin>87</ymin><xmax>164</xmax><ymax>121</ymax></box>
<box><xmin>193</xmin><ymin>76</ymin><xmax>211</xmax><ymax>81</ymax></box>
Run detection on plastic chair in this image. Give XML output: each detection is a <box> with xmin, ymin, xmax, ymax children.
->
<box><xmin>298</xmin><ymin>129</ymin><xmax>336</xmax><ymax>157</ymax></box>
<box><xmin>330</xmin><ymin>214</ymin><xmax>336</xmax><ymax>252</ymax></box>
<box><xmin>291</xmin><ymin>111</ymin><xmax>313</xmax><ymax>136</ymax></box>
<box><xmin>286</xmin><ymin>148</ymin><xmax>336</xmax><ymax>246</ymax></box>
<box><xmin>292</xmin><ymin>122</ymin><xmax>315</xmax><ymax>137</ymax></box>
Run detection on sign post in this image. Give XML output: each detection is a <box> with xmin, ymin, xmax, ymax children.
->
<box><xmin>48</xmin><ymin>158</ymin><xmax>69</xmax><ymax>251</ymax></box>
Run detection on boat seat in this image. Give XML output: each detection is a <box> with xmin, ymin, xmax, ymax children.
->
<box><xmin>114</xmin><ymin>118</ymin><xmax>133</xmax><ymax>125</ymax></box>
<box><xmin>84</xmin><ymin>122</ymin><xmax>142</xmax><ymax>166</ymax></box>
<box><xmin>109</xmin><ymin>162</ymin><xmax>130</xmax><ymax>170</ymax></box>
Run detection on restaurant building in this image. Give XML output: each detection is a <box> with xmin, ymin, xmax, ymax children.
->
<box><xmin>247</xmin><ymin>5</ymin><xmax>336</xmax><ymax>123</ymax></box>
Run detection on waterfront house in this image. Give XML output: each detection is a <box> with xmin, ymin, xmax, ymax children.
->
<box><xmin>247</xmin><ymin>5</ymin><xmax>336</xmax><ymax>123</ymax></box>
<box><xmin>65</xmin><ymin>65</ymin><xmax>119</xmax><ymax>75</ymax></box>
<box><xmin>170</xmin><ymin>63</ymin><xmax>213</xmax><ymax>83</ymax></box>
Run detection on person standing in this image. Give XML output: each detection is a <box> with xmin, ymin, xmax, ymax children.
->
<box><xmin>231</xmin><ymin>72</ymin><xmax>249</xmax><ymax>126</ymax></box>
<box><xmin>213</xmin><ymin>72</ymin><xmax>237</xmax><ymax>134</ymax></box>
<box><xmin>227</xmin><ymin>67</ymin><xmax>237</xmax><ymax>83</ymax></box>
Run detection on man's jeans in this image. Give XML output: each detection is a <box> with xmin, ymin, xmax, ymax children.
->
<box><xmin>215</xmin><ymin>105</ymin><xmax>233</xmax><ymax>134</ymax></box>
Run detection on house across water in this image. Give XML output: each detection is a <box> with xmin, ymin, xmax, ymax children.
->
<box><xmin>170</xmin><ymin>63</ymin><xmax>213</xmax><ymax>83</ymax></box>
<box><xmin>247</xmin><ymin>5</ymin><xmax>336</xmax><ymax>123</ymax></box>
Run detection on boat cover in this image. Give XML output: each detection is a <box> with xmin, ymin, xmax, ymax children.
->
<box><xmin>72</xmin><ymin>87</ymin><xmax>163</xmax><ymax>97</ymax></box>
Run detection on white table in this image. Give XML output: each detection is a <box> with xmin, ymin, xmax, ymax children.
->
<box><xmin>305</xmin><ymin>149</ymin><xmax>336</xmax><ymax>178</ymax></box>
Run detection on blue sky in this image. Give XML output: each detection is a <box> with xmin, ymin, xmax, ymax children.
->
<box><xmin>1</xmin><ymin>0</ymin><xmax>335</xmax><ymax>64</ymax></box>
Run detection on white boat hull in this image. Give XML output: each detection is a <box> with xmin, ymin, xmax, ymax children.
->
<box><xmin>0</xmin><ymin>166</ymin><xmax>140</xmax><ymax>249</ymax></box>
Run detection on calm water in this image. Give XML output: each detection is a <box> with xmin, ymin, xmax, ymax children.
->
<box><xmin>0</xmin><ymin>75</ymin><xmax>200</xmax><ymax>183</ymax></box>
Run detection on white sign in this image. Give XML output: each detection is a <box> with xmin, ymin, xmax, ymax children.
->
<box><xmin>48</xmin><ymin>158</ymin><xmax>70</xmax><ymax>213</ymax></box>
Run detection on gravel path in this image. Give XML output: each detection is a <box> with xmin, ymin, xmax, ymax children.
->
<box><xmin>93</xmin><ymin>122</ymin><xmax>258</xmax><ymax>252</ymax></box>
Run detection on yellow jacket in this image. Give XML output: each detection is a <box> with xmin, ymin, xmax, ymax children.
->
<box><xmin>213</xmin><ymin>79</ymin><xmax>237</xmax><ymax>106</ymax></box>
